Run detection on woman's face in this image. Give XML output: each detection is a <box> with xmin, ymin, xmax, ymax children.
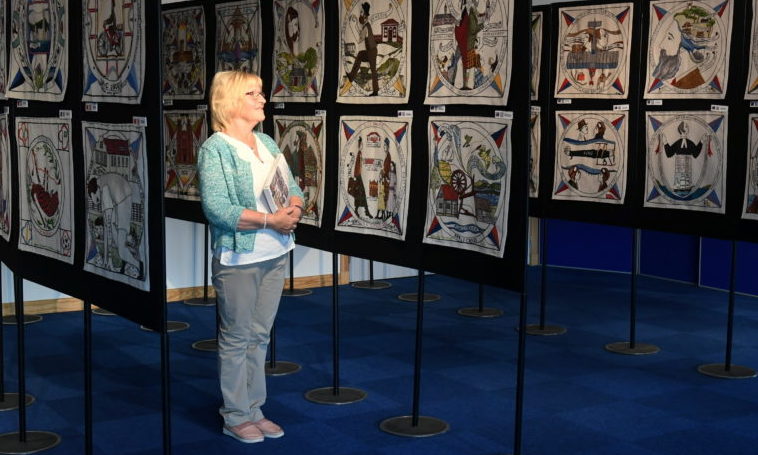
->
<box><xmin>239</xmin><ymin>79</ymin><xmax>266</xmax><ymax>126</ymax></box>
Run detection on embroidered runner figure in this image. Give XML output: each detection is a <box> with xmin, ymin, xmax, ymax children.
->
<box><xmin>346</xmin><ymin>2</ymin><xmax>379</xmax><ymax>96</ymax></box>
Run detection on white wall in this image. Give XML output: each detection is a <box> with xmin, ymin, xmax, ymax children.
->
<box><xmin>2</xmin><ymin>213</ymin><xmax>414</xmax><ymax>304</ymax></box>
<box><xmin>163</xmin><ymin>218</ymin><xmax>416</xmax><ymax>291</ymax></box>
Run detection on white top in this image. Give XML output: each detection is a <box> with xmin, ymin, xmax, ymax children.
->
<box><xmin>215</xmin><ymin>132</ymin><xmax>294</xmax><ymax>266</ymax></box>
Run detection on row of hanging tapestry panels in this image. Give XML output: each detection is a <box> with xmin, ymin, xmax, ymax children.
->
<box><xmin>0</xmin><ymin>0</ymin><xmax>167</xmax><ymax>329</ymax></box>
<box><xmin>159</xmin><ymin>0</ymin><xmax>531</xmax><ymax>291</ymax></box>
<box><xmin>0</xmin><ymin>0</ymin><xmax>531</xmax><ymax>306</ymax></box>
<box><xmin>21</xmin><ymin>0</ymin><xmax>741</xmax><ymax>105</ymax></box>
<box><xmin>0</xmin><ymin>109</ymin><xmax>521</xmax><ymax>274</ymax></box>
<box><xmin>529</xmin><ymin>0</ymin><xmax>758</xmax><ymax>243</ymax></box>
<box><xmin>156</xmin><ymin>0</ymin><xmax>758</xmax><ymax>247</ymax></box>
<box><xmin>161</xmin><ymin>0</ymin><xmax>758</xmax><ymax>251</ymax></box>
<box><xmin>7</xmin><ymin>1</ymin><xmax>758</xmax><ymax>289</ymax></box>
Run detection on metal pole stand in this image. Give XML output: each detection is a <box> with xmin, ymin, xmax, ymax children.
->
<box><xmin>265</xmin><ymin>325</ymin><xmax>301</xmax><ymax>376</ymax></box>
<box><xmin>266</xmin><ymin>252</ymin><xmax>304</xmax><ymax>374</ymax></box>
<box><xmin>398</xmin><ymin>271</ymin><xmax>440</xmax><ymax>303</ymax></box>
<box><xmin>380</xmin><ymin>270</ymin><xmax>449</xmax><ymax>437</ymax></box>
<box><xmin>0</xmin><ymin>275</ymin><xmax>60</xmax><ymax>453</ymax></box>
<box><xmin>281</xmin><ymin>250</ymin><xmax>312</xmax><ymax>297</ymax></box>
<box><xmin>526</xmin><ymin>218</ymin><xmax>566</xmax><ymax>336</ymax></box>
<box><xmin>191</xmin><ymin>301</ymin><xmax>218</xmax><ymax>352</ymax></box>
<box><xmin>1</xmin><ymin>315</ymin><xmax>42</xmax><ymax>326</ymax></box>
<box><xmin>0</xmin><ymin>394</ymin><xmax>35</xmax><ymax>412</ymax></box>
<box><xmin>141</xmin><ymin>321</ymin><xmax>189</xmax><ymax>333</ymax></box>
<box><xmin>185</xmin><ymin>225</ymin><xmax>215</xmax><ymax>307</ymax></box>
<box><xmin>190</xmin><ymin>226</ymin><xmax>217</xmax><ymax>351</ymax></box>
<box><xmin>511</xmin><ymin>290</ymin><xmax>529</xmax><ymax>455</ymax></box>
<box><xmin>697</xmin><ymin>241</ymin><xmax>756</xmax><ymax>379</ymax></box>
<box><xmin>91</xmin><ymin>307</ymin><xmax>115</xmax><ymax>316</ymax></box>
<box><xmin>191</xmin><ymin>339</ymin><xmax>217</xmax><ymax>352</ymax></box>
<box><xmin>0</xmin><ymin>272</ymin><xmax>34</xmax><ymax>412</ymax></box>
<box><xmin>398</xmin><ymin>293</ymin><xmax>440</xmax><ymax>302</ymax></box>
<box><xmin>458</xmin><ymin>283</ymin><xmax>503</xmax><ymax>318</ymax></box>
<box><xmin>351</xmin><ymin>260</ymin><xmax>391</xmax><ymax>290</ymax></box>
<box><xmin>83</xmin><ymin>302</ymin><xmax>93</xmax><ymax>455</ymax></box>
<box><xmin>605</xmin><ymin>229</ymin><xmax>660</xmax><ymax>355</ymax></box>
<box><xmin>305</xmin><ymin>253</ymin><xmax>366</xmax><ymax>405</ymax></box>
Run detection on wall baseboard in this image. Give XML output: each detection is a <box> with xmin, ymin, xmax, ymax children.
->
<box><xmin>2</xmin><ymin>259</ymin><xmax>350</xmax><ymax>316</ymax></box>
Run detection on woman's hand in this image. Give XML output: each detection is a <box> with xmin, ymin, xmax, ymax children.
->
<box><xmin>269</xmin><ymin>206</ymin><xmax>300</xmax><ymax>234</ymax></box>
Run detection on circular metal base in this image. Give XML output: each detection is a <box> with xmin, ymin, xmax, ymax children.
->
<box><xmin>2</xmin><ymin>315</ymin><xmax>43</xmax><ymax>326</ymax></box>
<box><xmin>140</xmin><ymin>321</ymin><xmax>190</xmax><ymax>333</ymax></box>
<box><xmin>183</xmin><ymin>297</ymin><xmax>215</xmax><ymax>307</ymax></box>
<box><xmin>91</xmin><ymin>308</ymin><xmax>115</xmax><ymax>316</ymax></box>
<box><xmin>0</xmin><ymin>431</ymin><xmax>61</xmax><ymax>454</ymax></box>
<box><xmin>281</xmin><ymin>288</ymin><xmax>313</xmax><ymax>297</ymax></box>
<box><xmin>0</xmin><ymin>394</ymin><xmax>35</xmax><ymax>412</ymax></box>
<box><xmin>265</xmin><ymin>361</ymin><xmax>302</xmax><ymax>376</ymax></box>
<box><xmin>457</xmin><ymin>307</ymin><xmax>503</xmax><ymax>318</ymax></box>
<box><xmin>605</xmin><ymin>341</ymin><xmax>660</xmax><ymax>355</ymax></box>
<box><xmin>379</xmin><ymin>415</ymin><xmax>450</xmax><ymax>438</ymax></box>
<box><xmin>304</xmin><ymin>387</ymin><xmax>367</xmax><ymax>405</ymax></box>
<box><xmin>525</xmin><ymin>324</ymin><xmax>567</xmax><ymax>336</ymax></box>
<box><xmin>697</xmin><ymin>363</ymin><xmax>757</xmax><ymax>379</ymax></box>
<box><xmin>398</xmin><ymin>293</ymin><xmax>441</xmax><ymax>303</ymax></box>
<box><xmin>351</xmin><ymin>280</ymin><xmax>392</xmax><ymax>290</ymax></box>
<box><xmin>191</xmin><ymin>339</ymin><xmax>218</xmax><ymax>352</ymax></box>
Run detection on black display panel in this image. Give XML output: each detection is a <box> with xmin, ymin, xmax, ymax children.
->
<box><xmin>538</xmin><ymin>0</ymin><xmax>645</xmax><ymax>229</ymax></box>
<box><xmin>529</xmin><ymin>4</ymin><xmax>552</xmax><ymax>219</ymax></box>
<box><xmin>736</xmin><ymin>0</ymin><xmax>758</xmax><ymax>243</ymax></box>
<box><xmin>635</xmin><ymin>0</ymin><xmax>747</xmax><ymax>240</ymax></box>
<box><xmin>417</xmin><ymin>0</ymin><xmax>531</xmax><ymax>292</ymax></box>
<box><xmin>161</xmin><ymin>0</ymin><xmax>211</xmax><ymax>226</ymax></box>
<box><xmin>532</xmin><ymin>0</ymin><xmax>758</xmax><ymax>245</ymax></box>
<box><xmin>0</xmin><ymin>2</ymin><xmax>15</xmax><ymax>272</ymax></box>
<box><xmin>162</xmin><ymin>0</ymin><xmax>331</xmax><ymax>250</ymax></box>
<box><xmin>4</xmin><ymin>0</ymin><xmax>167</xmax><ymax>330</ymax></box>
<box><xmin>164</xmin><ymin>1</ymin><xmax>532</xmax><ymax>293</ymax></box>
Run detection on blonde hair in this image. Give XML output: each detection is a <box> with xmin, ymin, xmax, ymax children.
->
<box><xmin>209</xmin><ymin>71</ymin><xmax>262</xmax><ymax>131</ymax></box>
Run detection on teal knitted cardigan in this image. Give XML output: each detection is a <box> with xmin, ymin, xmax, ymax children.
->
<box><xmin>198</xmin><ymin>131</ymin><xmax>304</xmax><ymax>253</ymax></box>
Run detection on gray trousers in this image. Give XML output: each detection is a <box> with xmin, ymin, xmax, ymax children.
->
<box><xmin>212</xmin><ymin>254</ymin><xmax>286</xmax><ymax>426</ymax></box>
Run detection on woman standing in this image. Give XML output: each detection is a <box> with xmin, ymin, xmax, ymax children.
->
<box><xmin>198</xmin><ymin>71</ymin><xmax>304</xmax><ymax>444</ymax></box>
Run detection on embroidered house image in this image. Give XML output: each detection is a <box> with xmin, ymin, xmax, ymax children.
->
<box><xmin>95</xmin><ymin>137</ymin><xmax>130</xmax><ymax>172</ymax></box>
<box><xmin>435</xmin><ymin>184</ymin><xmax>459</xmax><ymax>217</ymax></box>
<box><xmin>380</xmin><ymin>19</ymin><xmax>401</xmax><ymax>44</ymax></box>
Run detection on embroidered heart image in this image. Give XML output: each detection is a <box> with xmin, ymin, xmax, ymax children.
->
<box><xmin>31</xmin><ymin>183</ymin><xmax>59</xmax><ymax>217</ymax></box>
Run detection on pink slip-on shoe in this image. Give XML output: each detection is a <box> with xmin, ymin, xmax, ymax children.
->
<box><xmin>223</xmin><ymin>421</ymin><xmax>264</xmax><ymax>443</ymax></box>
<box><xmin>251</xmin><ymin>418</ymin><xmax>284</xmax><ymax>438</ymax></box>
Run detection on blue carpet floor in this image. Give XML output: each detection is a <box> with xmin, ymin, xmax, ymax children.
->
<box><xmin>1</xmin><ymin>266</ymin><xmax>757</xmax><ymax>454</ymax></box>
